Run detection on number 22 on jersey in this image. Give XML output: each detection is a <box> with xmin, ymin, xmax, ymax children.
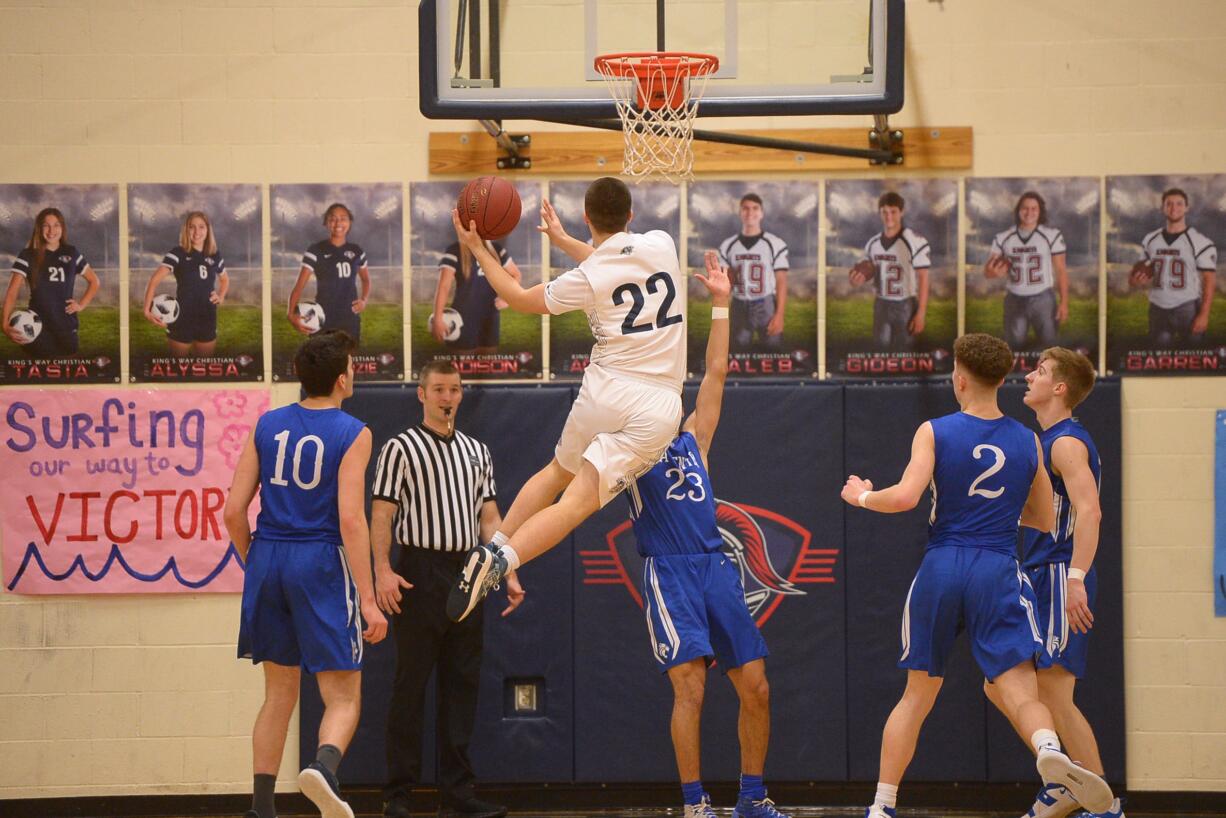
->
<box><xmin>612</xmin><ymin>272</ymin><xmax>682</xmax><ymax>335</ymax></box>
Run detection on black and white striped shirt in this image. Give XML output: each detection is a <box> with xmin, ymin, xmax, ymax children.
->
<box><xmin>371</xmin><ymin>425</ymin><xmax>496</xmax><ymax>552</ymax></box>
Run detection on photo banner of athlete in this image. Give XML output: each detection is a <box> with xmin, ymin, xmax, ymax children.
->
<box><xmin>0</xmin><ymin>184</ymin><xmax>121</xmax><ymax>385</ymax></box>
<box><xmin>410</xmin><ymin>181</ymin><xmax>543</xmax><ymax>380</ymax></box>
<box><xmin>0</xmin><ymin>387</ymin><xmax>265</xmax><ymax>594</ymax></box>
<box><xmin>1217</xmin><ymin>409</ymin><xmax>1226</xmax><ymax>617</ymax></box>
<box><xmin>271</xmin><ymin>183</ymin><xmax>405</xmax><ymax>382</ymax></box>
<box><xmin>128</xmin><ymin>184</ymin><xmax>264</xmax><ymax>383</ymax></box>
<box><xmin>547</xmin><ymin>181</ymin><xmax>681</xmax><ymax>379</ymax></box>
<box><xmin>1106</xmin><ymin>174</ymin><xmax>1225</xmax><ymax>375</ymax></box>
<box><xmin>825</xmin><ymin>179</ymin><xmax>958</xmax><ymax>378</ymax></box>
<box><xmin>686</xmin><ymin>181</ymin><xmax>818</xmax><ymax>378</ymax></box>
<box><xmin>965</xmin><ymin>177</ymin><xmax>1101</xmax><ymax>376</ymax></box>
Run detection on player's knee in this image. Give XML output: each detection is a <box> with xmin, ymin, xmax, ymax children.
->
<box><xmin>741</xmin><ymin>673</ymin><xmax>770</xmax><ymax>710</ymax></box>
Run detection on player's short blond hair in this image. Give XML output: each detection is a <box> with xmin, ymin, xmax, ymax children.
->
<box><xmin>1040</xmin><ymin>346</ymin><xmax>1096</xmax><ymax>409</ymax></box>
<box><xmin>953</xmin><ymin>333</ymin><xmax>1013</xmax><ymax>385</ymax></box>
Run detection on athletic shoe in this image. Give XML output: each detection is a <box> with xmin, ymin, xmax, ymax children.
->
<box><xmin>446</xmin><ymin>543</ymin><xmax>506</xmax><ymax>622</ymax></box>
<box><xmin>1077</xmin><ymin>797</ymin><xmax>1126</xmax><ymax>818</ymax></box>
<box><xmin>1036</xmin><ymin>749</ymin><xmax>1113</xmax><ymax>815</ymax></box>
<box><xmin>1023</xmin><ymin>784</ymin><xmax>1079</xmax><ymax>818</ymax></box>
<box><xmin>733</xmin><ymin>795</ymin><xmax>790</xmax><ymax>818</ymax></box>
<box><xmin>684</xmin><ymin>794</ymin><xmax>719</xmax><ymax>818</ymax></box>
<box><xmin>865</xmin><ymin>806</ymin><xmax>897</xmax><ymax>818</ymax></box>
<box><xmin>298</xmin><ymin>761</ymin><xmax>354</xmax><ymax>818</ymax></box>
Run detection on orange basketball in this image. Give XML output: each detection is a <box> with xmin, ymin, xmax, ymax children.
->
<box><xmin>457</xmin><ymin>176</ymin><xmax>522</xmax><ymax>240</ymax></box>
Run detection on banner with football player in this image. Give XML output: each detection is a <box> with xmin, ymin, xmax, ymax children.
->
<box><xmin>825</xmin><ymin>179</ymin><xmax>958</xmax><ymax>377</ymax></box>
<box><xmin>0</xmin><ymin>387</ymin><xmax>264</xmax><ymax>594</ymax></box>
<box><xmin>0</xmin><ymin>184</ymin><xmax>121</xmax><ymax>384</ymax></box>
<box><xmin>1106</xmin><ymin>174</ymin><xmax>1225</xmax><ymax>375</ymax></box>
<box><xmin>965</xmin><ymin>177</ymin><xmax>1101</xmax><ymax>375</ymax></box>
<box><xmin>271</xmin><ymin>183</ymin><xmax>405</xmax><ymax>382</ymax></box>
<box><xmin>409</xmin><ymin>181</ymin><xmax>543</xmax><ymax>380</ymax></box>
<box><xmin>128</xmin><ymin>184</ymin><xmax>264</xmax><ymax>383</ymax></box>
<box><xmin>686</xmin><ymin>181</ymin><xmax>817</xmax><ymax>378</ymax></box>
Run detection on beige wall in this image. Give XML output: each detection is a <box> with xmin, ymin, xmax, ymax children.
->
<box><xmin>2</xmin><ymin>0</ymin><xmax>1225</xmax><ymax>800</ymax></box>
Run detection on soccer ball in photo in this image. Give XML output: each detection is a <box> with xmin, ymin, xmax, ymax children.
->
<box><xmin>428</xmin><ymin>308</ymin><xmax>464</xmax><ymax>342</ymax></box>
<box><xmin>8</xmin><ymin>309</ymin><xmax>42</xmax><ymax>344</ymax></box>
<box><xmin>297</xmin><ymin>300</ymin><xmax>326</xmax><ymax>334</ymax></box>
<box><xmin>151</xmin><ymin>293</ymin><xmax>180</xmax><ymax>325</ymax></box>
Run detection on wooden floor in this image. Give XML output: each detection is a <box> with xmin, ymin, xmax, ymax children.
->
<box><xmin>183</xmin><ymin>809</ymin><xmax>1224</xmax><ymax>818</ymax></box>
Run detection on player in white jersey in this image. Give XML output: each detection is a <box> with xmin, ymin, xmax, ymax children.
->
<box><xmin>718</xmin><ymin>192</ymin><xmax>790</xmax><ymax>350</ymax></box>
<box><xmin>1129</xmin><ymin>187</ymin><xmax>1217</xmax><ymax>346</ymax></box>
<box><xmin>984</xmin><ymin>191</ymin><xmax>1069</xmax><ymax>349</ymax></box>
<box><xmin>849</xmin><ymin>192</ymin><xmax>931</xmax><ymax>350</ymax></box>
<box><xmin>446</xmin><ymin>177</ymin><xmax>686</xmax><ymax>622</ymax></box>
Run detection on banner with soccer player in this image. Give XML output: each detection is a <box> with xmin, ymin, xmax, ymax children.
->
<box><xmin>128</xmin><ymin>184</ymin><xmax>264</xmax><ymax>383</ymax></box>
<box><xmin>0</xmin><ymin>184</ymin><xmax>121</xmax><ymax>385</ymax></box>
<box><xmin>409</xmin><ymin>181</ymin><xmax>543</xmax><ymax>380</ymax></box>
<box><xmin>0</xmin><ymin>387</ymin><xmax>265</xmax><ymax>594</ymax></box>
<box><xmin>271</xmin><ymin>183</ymin><xmax>405</xmax><ymax>382</ymax></box>
<box><xmin>825</xmin><ymin>179</ymin><xmax>958</xmax><ymax>378</ymax></box>
<box><xmin>1106</xmin><ymin>174</ymin><xmax>1226</xmax><ymax>375</ymax></box>
<box><xmin>547</xmin><ymin>181</ymin><xmax>681</xmax><ymax>379</ymax></box>
<box><xmin>686</xmin><ymin>181</ymin><xmax>817</xmax><ymax>378</ymax></box>
<box><xmin>965</xmin><ymin>177</ymin><xmax>1101</xmax><ymax>376</ymax></box>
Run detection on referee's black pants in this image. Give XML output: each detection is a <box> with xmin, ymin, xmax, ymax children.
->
<box><xmin>384</xmin><ymin>545</ymin><xmax>484</xmax><ymax>806</ymax></box>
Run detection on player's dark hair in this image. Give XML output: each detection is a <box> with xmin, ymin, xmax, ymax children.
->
<box><xmin>953</xmin><ymin>333</ymin><xmax>1013</xmax><ymax>385</ymax></box>
<box><xmin>1014</xmin><ymin>191</ymin><xmax>1048</xmax><ymax>226</ymax></box>
<box><xmin>26</xmin><ymin>207</ymin><xmax>67</xmax><ymax>292</ymax></box>
<box><xmin>584</xmin><ymin>177</ymin><xmax>633</xmax><ymax>234</ymax></box>
<box><xmin>740</xmin><ymin>193</ymin><xmax>763</xmax><ymax>208</ymax></box>
<box><xmin>878</xmin><ymin>191</ymin><xmax>905</xmax><ymax>211</ymax></box>
<box><xmin>323</xmin><ymin>202</ymin><xmax>355</xmax><ymax>226</ymax></box>
<box><xmin>295</xmin><ymin>329</ymin><xmax>355</xmax><ymax>397</ymax></box>
<box><xmin>1161</xmin><ymin>188</ymin><xmax>1189</xmax><ymax>207</ymax></box>
<box><xmin>1041</xmin><ymin>346</ymin><xmax>1096</xmax><ymax>409</ymax></box>
<box><xmin>419</xmin><ymin>358</ymin><xmax>461</xmax><ymax>387</ymax></box>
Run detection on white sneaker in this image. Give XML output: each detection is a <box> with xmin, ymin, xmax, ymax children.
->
<box><xmin>1035</xmin><ymin>749</ymin><xmax>1113</xmax><ymax>815</ymax></box>
<box><xmin>1082</xmin><ymin>797</ymin><xmax>1126</xmax><ymax>818</ymax></box>
<box><xmin>1022</xmin><ymin>783</ymin><xmax>1078</xmax><ymax>818</ymax></box>
<box><xmin>685</xmin><ymin>794</ymin><xmax>719</xmax><ymax>818</ymax></box>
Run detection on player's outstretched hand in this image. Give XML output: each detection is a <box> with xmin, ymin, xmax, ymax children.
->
<box><xmin>502</xmin><ymin>571</ymin><xmax>526</xmax><ymax>617</ymax></box>
<box><xmin>537</xmin><ymin>198</ymin><xmax>569</xmax><ymax>243</ymax></box>
<box><xmin>361</xmin><ymin>598</ymin><xmax>389</xmax><ymax>644</ymax></box>
<box><xmin>1066</xmin><ymin>578</ymin><xmax>1094</xmax><ymax>634</ymax></box>
<box><xmin>375</xmin><ymin>565</ymin><xmax>413</xmax><ymax>615</ymax></box>
<box><xmin>451</xmin><ymin>208</ymin><xmax>484</xmax><ymax>251</ymax></box>
<box><xmin>694</xmin><ymin>250</ymin><xmax>731</xmax><ymax>303</ymax></box>
<box><xmin>840</xmin><ymin>475</ymin><xmax>873</xmax><ymax>507</ymax></box>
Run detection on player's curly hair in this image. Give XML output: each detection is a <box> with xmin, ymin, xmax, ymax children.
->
<box><xmin>295</xmin><ymin>329</ymin><xmax>356</xmax><ymax>397</ymax></box>
<box><xmin>1014</xmin><ymin>191</ymin><xmax>1048</xmax><ymax>226</ymax></box>
<box><xmin>953</xmin><ymin>333</ymin><xmax>1013</xmax><ymax>385</ymax></box>
<box><xmin>1040</xmin><ymin>346</ymin><xmax>1096</xmax><ymax>409</ymax></box>
<box><xmin>26</xmin><ymin>207</ymin><xmax>67</xmax><ymax>292</ymax></box>
<box><xmin>584</xmin><ymin>177</ymin><xmax>632</xmax><ymax>234</ymax></box>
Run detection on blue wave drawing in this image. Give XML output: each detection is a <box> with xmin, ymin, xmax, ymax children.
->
<box><xmin>6</xmin><ymin>541</ymin><xmax>244</xmax><ymax>592</ymax></box>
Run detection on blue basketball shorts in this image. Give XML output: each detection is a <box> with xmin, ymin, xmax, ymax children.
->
<box><xmin>641</xmin><ymin>553</ymin><xmax>769</xmax><ymax>673</ymax></box>
<box><xmin>1029</xmin><ymin>561</ymin><xmax>1097</xmax><ymax>679</ymax></box>
<box><xmin>899</xmin><ymin>545</ymin><xmax>1042</xmax><ymax>682</ymax></box>
<box><xmin>238</xmin><ymin>538</ymin><xmax>364</xmax><ymax>673</ymax></box>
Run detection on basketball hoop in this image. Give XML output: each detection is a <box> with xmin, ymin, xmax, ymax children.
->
<box><xmin>594</xmin><ymin>52</ymin><xmax>719</xmax><ymax>183</ymax></box>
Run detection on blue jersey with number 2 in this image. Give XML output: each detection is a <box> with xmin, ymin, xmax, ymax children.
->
<box><xmin>628</xmin><ymin>432</ymin><xmax>723</xmax><ymax>557</ymax></box>
<box><xmin>253</xmin><ymin>403</ymin><xmax>365</xmax><ymax>543</ymax></box>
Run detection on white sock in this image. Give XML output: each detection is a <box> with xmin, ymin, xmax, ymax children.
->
<box><xmin>873</xmin><ymin>782</ymin><xmax>898</xmax><ymax>810</ymax></box>
<box><xmin>1031</xmin><ymin>728</ymin><xmax>1061</xmax><ymax>755</ymax></box>
<box><xmin>498</xmin><ymin>544</ymin><xmax>521</xmax><ymax>572</ymax></box>
<box><xmin>491</xmin><ymin>531</ymin><xmax>509</xmax><ymax>548</ymax></box>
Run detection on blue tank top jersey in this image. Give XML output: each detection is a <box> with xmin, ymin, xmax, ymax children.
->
<box><xmin>253</xmin><ymin>403</ymin><xmax>366</xmax><ymax>543</ymax></box>
<box><xmin>927</xmin><ymin>412</ymin><xmax>1039</xmax><ymax>555</ymax></box>
<box><xmin>1022</xmin><ymin>418</ymin><xmax>1101</xmax><ymax>568</ymax></box>
<box><xmin>627</xmin><ymin>432</ymin><xmax>723</xmax><ymax>557</ymax></box>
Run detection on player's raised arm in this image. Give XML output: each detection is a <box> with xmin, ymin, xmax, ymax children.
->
<box><xmin>841</xmin><ymin>422</ymin><xmax>936</xmax><ymax>513</ymax></box>
<box><xmin>1020</xmin><ymin>433</ymin><xmax>1056</xmax><ymax>532</ymax></box>
<box><xmin>223</xmin><ymin>429</ymin><xmax>261</xmax><ymax>562</ymax></box>
<box><xmin>538</xmin><ymin>198</ymin><xmax>594</xmax><ymax>263</ymax></box>
<box><xmin>452</xmin><ymin>209</ymin><xmax>549</xmax><ymax>314</ymax></box>
<box><xmin>686</xmin><ymin>250</ymin><xmax>732</xmax><ymax>458</ymax></box>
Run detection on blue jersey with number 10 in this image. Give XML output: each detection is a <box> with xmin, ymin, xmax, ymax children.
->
<box><xmin>253</xmin><ymin>403</ymin><xmax>366</xmax><ymax>544</ymax></box>
<box><xmin>927</xmin><ymin>412</ymin><xmax>1038</xmax><ymax>555</ymax></box>
<box><xmin>627</xmin><ymin>432</ymin><xmax>723</xmax><ymax>557</ymax></box>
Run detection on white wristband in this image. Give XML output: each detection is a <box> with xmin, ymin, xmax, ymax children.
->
<box><xmin>711</xmin><ymin>306</ymin><xmax>729</xmax><ymax>320</ymax></box>
<box><xmin>857</xmin><ymin>490</ymin><xmax>871</xmax><ymax>508</ymax></box>
<box><xmin>1067</xmin><ymin>567</ymin><xmax>1087</xmax><ymax>582</ymax></box>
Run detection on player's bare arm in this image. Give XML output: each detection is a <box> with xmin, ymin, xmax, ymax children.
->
<box><xmin>371</xmin><ymin>498</ymin><xmax>412</xmax><ymax>615</ymax></box>
<box><xmin>479</xmin><ymin>499</ymin><xmax>524</xmax><ymax>616</ymax></box>
<box><xmin>208</xmin><ymin>270</ymin><xmax>229</xmax><ymax>306</ymax></box>
<box><xmin>432</xmin><ymin>264</ymin><xmax>456</xmax><ymax>341</ymax></box>
<box><xmin>768</xmin><ymin>268</ymin><xmax>787</xmax><ymax>336</ymax></box>
<box><xmin>1050</xmin><ymin>435</ymin><xmax>1100</xmax><ymax>634</ymax></box>
<box><xmin>287</xmin><ymin>265</ymin><xmax>314</xmax><ymax>334</ymax></box>
<box><xmin>452</xmin><ymin>209</ymin><xmax>550</xmax><ymax>314</ymax></box>
<box><xmin>685</xmin><ymin>250</ymin><xmax>732</xmax><ymax>461</ymax></box>
<box><xmin>338</xmin><ymin>427</ymin><xmax>388</xmax><ymax>643</ymax></box>
<box><xmin>353</xmin><ymin>264</ymin><xmax>371</xmax><ymax>313</ymax></box>
<box><xmin>1193</xmin><ymin>269</ymin><xmax>1215</xmax><ymax>335</ymax></box>
<box><xmin>841</xmin><ymin>422</ymin><xmax>936</xmax><ymax>512</ymax></box>
<box><xmin>223</xmin><ymin>430</ymin><xmax>261</xmax><ymax>562</ymax></box>
<box><xmin>2</xmin><ymin>273</ymin><xmax>23</xmax><ymax>343</ymax></box>
<box><xmin>1054</xmin><ymin>253</ymin><xmax>1069</xmax><ymax>324</ymax></box>
<box><xmin>1019</xmin><ymin>434</ymin><xmax>1056</xmax><ymax>532</ymax></box>
<box><xmin>538</xmin><ymin>198</ymin><xmax>595</xmax><ymax>263</ymax></box>
<box><xmin>142</xmin><ymin>264</ymin><xmax>172</xmax><ymax>328</ymax></box>
<box><xmin>909</xmin><ymin>267</ymin><xmax>929</xmax><ymax>335</ymax></box>
<box><xmin>66</xmin><ymin>266</ymin><xmax>99</xmax><ymax>315</ymax></box>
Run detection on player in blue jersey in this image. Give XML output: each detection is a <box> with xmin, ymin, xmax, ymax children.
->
<box><xmin>840</xmin><ymin>333</ymin><xmax>1114</xmax><ymax>818</ymax></box>
<box><xmin>627</xmin><ymin>252</ymin><xmax>784</xmax><ymax>818</ymax></box>
<box><xmin>225</xmin><ymin>330</ymin><xmax>387</xmax><ymax>818</ymax></box>
<box><xmin>984</xmin><ymin>347</ymin><xmax>1123</xmax><ymax>818</ymax></box>
<box><xmin>288</xmin><ymin>203</ymin><xmax>371</xmax><ymax>345</ymax></box>
<box><xmin>142</xmin><ymin>211</ymin><xmax>230</xmax><ymax>357</ymax></box>
<box><xmin>2</xmin><ymin>207</ymin><xmax>100</xmax><ymax>356</ymax></box>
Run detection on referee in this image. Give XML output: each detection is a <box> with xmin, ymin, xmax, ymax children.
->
<box><xmin>372</xmin><ymin>360</ymin><xmax>523</xmax><ymax>818</ymax></box>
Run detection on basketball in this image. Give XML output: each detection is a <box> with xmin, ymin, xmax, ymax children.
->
<box><xmin>457</xmin><ymin>176</ymin><xmax>521</xmax><ymax>240</ymax></box>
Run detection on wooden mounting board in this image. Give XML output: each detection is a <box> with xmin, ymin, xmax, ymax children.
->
<box><xmin>429</xmin><ymin>126</ymin><xmax>971</xmax><ymax>175</ymax></box>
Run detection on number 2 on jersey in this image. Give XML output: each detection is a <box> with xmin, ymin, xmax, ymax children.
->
<box><xmin>613</xmin><ymin>272</ymin><xmax>683</xmax><ymax>335</ymax></box>
<box><xmin>968</xmin><ymin>444</ymin><xmax>1006</xmax><ymax>499</ymax></box>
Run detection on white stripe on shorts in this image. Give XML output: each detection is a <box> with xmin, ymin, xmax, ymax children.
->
<box><xmin>1017</xmin><ymin>565</ymin><xmax>1042</xmax><ymax>644</ymax></box>
<box><xmin>336</xmin><ymin>547</ymin><xmax>363</xmax><ymax>664</ymax></box>
<box><xmin>646</xmin><ymin>558</ymin><xmax>680</xmax><ymax>662</ymax></box>
<box><xmin>900</xmin><ymin>573</ymin><xmax>918</xmax><ymax>660</ymax></box>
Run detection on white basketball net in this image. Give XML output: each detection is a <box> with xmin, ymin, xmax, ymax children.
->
<box><xmin>594</xmin><ymin>54</ymin><xmax>718</xmax><ymax>184</ymax></box>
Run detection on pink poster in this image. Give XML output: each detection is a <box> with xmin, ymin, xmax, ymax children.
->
<box><xmin>1</xmin><ymin>388</ymin><xmax>266</xmax><ymax>594</ymax></box>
